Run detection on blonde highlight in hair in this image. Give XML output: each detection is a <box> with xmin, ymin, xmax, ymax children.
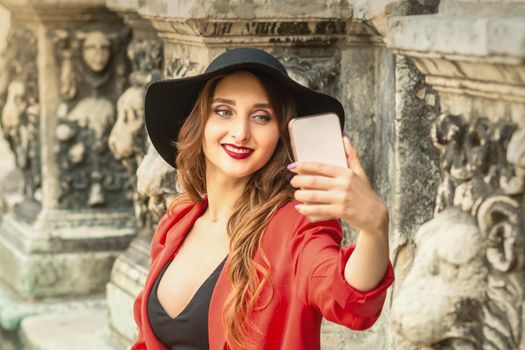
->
<box><xmin>171</xmin><ymin>70</ymin><xmax>297</xmax><ymax>349</ymax></box>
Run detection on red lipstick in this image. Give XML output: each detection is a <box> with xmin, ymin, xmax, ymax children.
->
<box><xmin>221</xmin><ymin>144</ymin><xmax>254</xmax><ymax>160</ymax></box>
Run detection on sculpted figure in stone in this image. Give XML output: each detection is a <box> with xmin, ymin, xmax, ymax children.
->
<box><xmin>392</xmin><ymin>208</ymin><xmax>487</xmax><ymax>349</ymax></box>
<box><xmin>56</xmin><ymin>96</ymin><xmax>116</xmax><ymax>206</ymax></box>
<box><xmin>432</xmin><ymin>114</ymin><xmax>466</xmax><ymax>214</ymax></box>
<box><xmin>135</xmin><ymin>141</ymin><xmax>178</xmax><ymax>234</ymax></box>
<box><xmin>109</xmin><ymin>87</ymin><xmax>149</xmax><ymax>229</ymax></box>
<box><xmin>279</xmin><ymin>54</ymin><xmax>337</xmax><ymax>93</ymax></box>
<box><xmin>81</xmin><ymin>31</ymin><xmax>111</xmax><ymax>73</ymax></box>
<box><xmin>53</xmin><ymin>27</ymin><xmax>131</xmax><ymax>209</ymax></box>
<box><xmin>393</xmin><ymin>196</ymin><xmax>524</xmax><ymax>349</ymax></box>
<box><xmin>109</xmin><ymin>87</ymin><xmax>145</xmax><ymax>162</ymax></box>
<box><xmin>394</xmin><ymin>114</ymin><xmax>525</xmax><ymax>349</ymax></box>
<box><xmin>2</xmin><ymin>81</ymin><xmax>27</xmax><ymax>147</ymax></box>
<box><xmin>431</xmin><ymin>115</ymin><xmax>518</xmax><ymax>216</ymax></box>
<box><xmin>76</xmin><ymin>30</ymin><xmax>115</xmax><ymax>90</ymax></box>
<box><xmin>165</xmin><ymin>56</ymin><xmax>199</xmax><ymax>79</ymax></box>
<box><xmin>1</xmin><ymin>80</ymin><xmax>40</xmax><ymax>199</ymax></box>
<box><xmin>109</xmin><ymin>38</ymin><xmax>163</xmax><ymax>231</ymax></box>
<box><xmin>502</xmin><ymin>128</ymin><xmax>525</xmax><ymax>194</ymax></box>
<box><xmin>0</xmin><ymin>27</ymin><xmax>41</xmax><ymax>201</ymax></box>
<box><xmin>54</xmin><ymin>28</ymin><xmax>125</xmax><ymax>98</ymax></box>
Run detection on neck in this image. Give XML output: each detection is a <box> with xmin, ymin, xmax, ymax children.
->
<box><xmin>204</xmin><ymin>166</ymin><xmax>250</xmax><ymax>223</ymax></box>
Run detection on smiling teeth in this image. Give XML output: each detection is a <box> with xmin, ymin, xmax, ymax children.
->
<box><xmin>225</xmin><ymin>145</ymin><xmax>252</xmax><ymax>154</ymax></box>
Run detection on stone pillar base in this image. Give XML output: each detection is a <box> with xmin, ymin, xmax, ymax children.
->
<box><xmin>0</xmin><ymin>281</ymin><xmax>122</xmax><ymax>350</ymax></box>
<box><xmin>0</xmin><ymin>209</ymin><xmax>135</xmax><ymax>299</ymax></box>
<box><xmin>106</xmin><ymin>237</ymin><xmax>149</xmax><ymax>346</ymax></box>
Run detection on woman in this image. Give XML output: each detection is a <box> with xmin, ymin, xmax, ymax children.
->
<box><xmin>132</xmin><ymin>47</ymin><xmax>394</xmax><ymax>350</ymax></box>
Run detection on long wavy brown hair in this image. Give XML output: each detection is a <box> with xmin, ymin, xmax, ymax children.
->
<box><xmin>168</xmin><ymin>69</ymin><xmax>297</xmax><ymax>349</ymax></box>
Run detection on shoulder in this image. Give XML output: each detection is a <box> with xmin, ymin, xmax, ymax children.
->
<box><xmin>167</xmin><ymin>193</ymin><xmax>194</xmax><ymax>216</ymax></box>
<box><xmin>150</xmin><ymin>197</ymin><xmax>198</xmax><ymax>252</ymax></box>
<box><xmin>157</xmin><ymin>200</ymin><xmax>194</xmax><ymax>233</ymax></box>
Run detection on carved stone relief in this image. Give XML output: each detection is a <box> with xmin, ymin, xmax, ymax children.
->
<box><xmin>136</xmin><ymin>141</ymin><xmax>179</xmax><ymax>235</ymax></box>
<box><xmin>0</xmin><ymin>26</ymin><xmax>41</xmax><ymax>202</ymax></box>
<box><xmin>165</xmin><ymin>55</ymin><xmax>200</xmax><ymax>78</ymax></box>
<box><xmin>278</xmin><ymin>54</ymin><xmax>338</xmax><ymax>94</ymax></box>
<box><xmin>53</xmin><ymin>26</ymin><xmax>131</xmax><ymax>209</ymax></box>
<box><xmin>108</xmin><ymin>37</ymin><xmax>163</xmax><ymax>235</ymax></box>
<box><xmin>392</xmin><ymin>114</ymin><xmax>525</xmax><ymax>350</ymax></box>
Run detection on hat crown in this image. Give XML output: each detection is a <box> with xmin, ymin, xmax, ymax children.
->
<box><xmin>205</xmin><ymin>47</ymin><xmax>289</xmax><ymax>77</ymax></box>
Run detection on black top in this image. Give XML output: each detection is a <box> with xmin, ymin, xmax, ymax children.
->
<box><xmin>147</xmin><ymin>256</ymin><xmax>227</xmax><ymax>350</ymax></box>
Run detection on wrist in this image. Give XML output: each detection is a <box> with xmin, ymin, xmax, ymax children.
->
<box><xmin>365</xmin><ymin>204</ymin><xmax>389</xmax><ymax>236</ymax></box>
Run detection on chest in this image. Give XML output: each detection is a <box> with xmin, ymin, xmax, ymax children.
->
<box><xmin>156</xmin><ymin>220</ymin><xmax>229</xmax><ymax>318</ymax></box>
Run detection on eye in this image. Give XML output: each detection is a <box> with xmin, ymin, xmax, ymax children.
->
<box><xmin>252</xmin><ymin>113</ymin><xmax>271</xmax><ymax>123</ymax></box>
<box><xmin>214</xmin><ymin>108</ymin><xmax>232</xmax><ymax>118</ymax></box>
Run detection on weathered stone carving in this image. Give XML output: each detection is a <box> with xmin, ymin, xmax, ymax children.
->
<box><xmin>165</xmin><ymin>55</ymin><xmax>199</xmax><ymax>78</ymax></box>
<box><xmin>279</xmin><ymin>54</ymin><xmax>338</xmax><ymax>93</ymax></box>
<box><xmin>0</xmin><ymin>26</ymin><xmax>41</xmax><ymax>201</ymax></box>
<box><xmin>392</xmin><ymin>114</ymin><xmax>525</xmax><ymax>349</ymax></box>
<box><xmin>53</xmin><ymin>27</ymin><xmax>131</xmax><ymax>209</ymax></box>
<box><xmin>392</xmin><ymin>207</ymin><xmax>487</xmax><ymax>349</ymax></box>
<box><xmin>108</xmin><ymin>38</ymin><xmax>163</xmax><ymax>235</ymax></box>
<box><xmin>431</xmin><ymin>114</ymin><xmax>521</xmax><ymax>216</ymax></box>
<box><xmin>136</xmin><ymin>141</ymin><xmax>179</xmax><ymax>234</ymax></box>
<box><xmin>501</xmin><ymin>128</ymin><xmax>525</xmax><ymax>195</ymax></box>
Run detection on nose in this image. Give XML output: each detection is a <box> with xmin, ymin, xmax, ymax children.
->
<box><xmin>231</xmin><ymin>115</ymin><xmax>250</xmax><ymax>142</ymax></box>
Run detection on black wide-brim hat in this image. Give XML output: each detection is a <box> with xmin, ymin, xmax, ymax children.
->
<box><xmin>145</xmin><ymin>47</ymin><xmax>345</xmax><ymax>169</ymax></box>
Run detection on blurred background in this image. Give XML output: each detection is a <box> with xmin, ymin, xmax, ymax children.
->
<box><xmin>0</xmin><ymin>1</ymin><xmax>524</xmax><ymax>349</ymax></box>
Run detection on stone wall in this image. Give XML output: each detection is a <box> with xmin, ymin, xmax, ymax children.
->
<box><xmin>0</xmin><ymin>1</ymin><xmax>523</xmax><ymax>349</ymax></box>
<box><xmin>387</xmin><ymin>1</ymin><xmax>525</xmax><ymax>349</ymax></box>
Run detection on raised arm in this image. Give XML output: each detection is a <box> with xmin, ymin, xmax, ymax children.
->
<box><xmin>289</xmin><ymin>216</ymin><xmax>394</xmax><ymax>330</ymax></box>
<box><xmin>289</xmin><ymin>135</ymin><xmax>392</xmax><ymax>292</ymax></box>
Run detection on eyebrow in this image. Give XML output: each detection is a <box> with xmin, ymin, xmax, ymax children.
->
<box><xmin>212</xmin><ymin>97</ymin><xmax>272</xmax><ymax>109</ymax></box>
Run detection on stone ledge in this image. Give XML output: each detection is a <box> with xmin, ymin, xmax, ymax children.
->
<box><xmin>0</xmin><ymin>1</ymin><xmax>120</xmax><ymax>23</ymax></box>
<box><xmin>0</xmin><ymin>281</ymin><xmax>105</xmax><ymax>332</ymax></box>
<box><xmin>137</xmin><ymin>0</ymin><xmax>353</xmax><ymax>21</ymax></box>
<box><xmin>19</xmin><ymin>304</ymin><xmax>123</xmax><ymax>350</ymax></box>
<box><xmin>387</xmin><ymin>14</ymin><xmax>525</xmax><ymax>63</ymax></box>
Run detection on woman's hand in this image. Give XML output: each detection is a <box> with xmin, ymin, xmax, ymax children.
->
<box><xmin>288</xmin><ymin>136</ymin><xmax>389</xmax><ymax>235</ymax></box>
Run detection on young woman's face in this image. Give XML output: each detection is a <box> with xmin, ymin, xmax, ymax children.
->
<box><xmin>202</xmin><ymin>71</ymin><xmax>280</xmax><ymax>181</ymax></box>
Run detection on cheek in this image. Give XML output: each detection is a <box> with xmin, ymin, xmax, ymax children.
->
<box><xmin>204</xmin><ymin>118</ymin><xmax>227</xmax><ymax>140</ymax></box>
<box><xmin>257</xmin><ymin>127</ymin><xmax>280</xmax><ymax>157</ymax></box>
<box><xmin>203</xmin><ymin>120</ymin><xmax>218</xmax><ymax>146</ymax></box>
<box><xmin>202</xmin><ymin>122</ymin><xmax>214</xmax><ymax>154</ymax></box>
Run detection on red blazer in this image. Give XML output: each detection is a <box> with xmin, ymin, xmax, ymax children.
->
<box><xmin>131</xmin><ymin>197</ymin><xmax>394</xmax><ymax>350</ymax></box>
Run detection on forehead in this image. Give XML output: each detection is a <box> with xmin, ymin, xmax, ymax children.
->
<box><xmin>213</xmin><ymin>71</ymin><xmax>269</xmax><ymax>101</ymax></box>
<box><xmin>84</xmin><ymin>32</ymin><xmax>110</xmax><ymax>47</ymax></box>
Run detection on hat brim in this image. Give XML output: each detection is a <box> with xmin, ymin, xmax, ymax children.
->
<box><xmin>145</xmin><ymin>62</ymin><xmax>345</xmax><ymax>169</ymax></box>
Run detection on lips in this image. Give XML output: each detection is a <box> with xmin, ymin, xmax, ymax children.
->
<box><xmin>221</xmin><ymin>144</ymin><xmax>254</xmax><ymax>160</ymax></box>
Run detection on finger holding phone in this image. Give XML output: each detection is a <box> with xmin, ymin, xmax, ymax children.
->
<box><xmin>287</xmin><ymin>113</ymin><xmax>388</xmax><ymax>237</ymax></box>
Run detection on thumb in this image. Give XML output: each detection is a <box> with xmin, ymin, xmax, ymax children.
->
<box><xmin>343</xmin><ymin>136</ymin><xmax>367</xmax><ymax>179</ymax></box>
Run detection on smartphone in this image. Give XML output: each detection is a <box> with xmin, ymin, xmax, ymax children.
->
<box><xmin>288</xmin><ymin>112</ymin><xmax>347</xmax><ymax>168</ymax></box>
<box><xmin>288</xmin><ymin>112</ymin><xmax>348</xmax><ymax>221</ymax></box>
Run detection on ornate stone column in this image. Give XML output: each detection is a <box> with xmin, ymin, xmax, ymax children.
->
<box><xmin>104</xmin><ymin>0</ymin><xmax>174</xmax><ymax>346</ymax></box>
<box><xmin>0</xmin><ymin>0</ymin><xmax>135</xmax><ymax>347</ymax></box>
<box><xmin>387</xmin><ymin>1</ymin><xmax>525</xmax><ymax>349</ymax></box>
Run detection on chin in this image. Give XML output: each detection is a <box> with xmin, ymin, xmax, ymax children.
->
<box><xmin>220</xmin><ymin>166</ymin><xmax>259</xmax><ymax>179</ymax></box>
